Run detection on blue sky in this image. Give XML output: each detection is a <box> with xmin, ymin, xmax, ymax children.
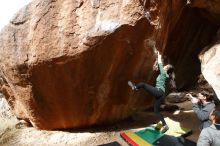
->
<box><xmin>0</xmin><ymin>0</ymin><xmax>31</xmax><ymax>30</ymax></box>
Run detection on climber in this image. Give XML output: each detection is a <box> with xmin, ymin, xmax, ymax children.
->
<box><xmin>128</xmin><ymin>51</ymin><xmax>176</xmax><ymax>133</ymax></box>
<box><xmin>187</xmin><ymin>90</ymin><xmax>216</xmax><ymax>131</ymax></box>
<box><xmin>197</xmin><ymin>107</ymin><xmax>220</xmax><ymax>146</ymax></box>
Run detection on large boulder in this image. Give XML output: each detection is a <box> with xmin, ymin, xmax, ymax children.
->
<box><xmin>199</xmin><ymin>42</ymin><xmax>220</xmax><ymax>100</ymax></box>
<box><xmin>163</xmin><ymin>1</ymin><xmax>220</xmax><ymax>91</ymax></box>
<box><xmin>194</xmin><ymin>0</ymin><xmax>220</xmax><ymax>100</ymax></box>
<box><xmin>0</xmin><ymin>0</ymin><xmax>186</xmax><ymax>129</ymax></box>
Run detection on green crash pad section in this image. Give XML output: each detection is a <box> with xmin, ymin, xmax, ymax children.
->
<box><xmin>136</xmin><ymin>117</ymin><xmax>192</xmax><ymax>144</ymax></box>
<box><xmin>120</xmin><ymin>117</ymin><xmax>192</xmax><ymax>145</ymax></box>
<box><xmin>153</xmin><ymin>117</ymin><xmax>192</xmax><ymax>137</ymax></box>
<box><xmin>135</xmin><ymin>127</ymin><xmax>163</xmax><ymax>144</ymax></box>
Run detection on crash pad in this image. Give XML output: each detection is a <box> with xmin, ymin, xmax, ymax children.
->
<box><xmin>120</xmin><ymin>118</ymin><xmax>192</xmax><ymax>146</ymax></box>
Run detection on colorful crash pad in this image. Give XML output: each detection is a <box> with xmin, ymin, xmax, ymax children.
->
<box><xmin>120</xmin><ymin>118</ymin><xmax>192</xmax><ymax>146</ymax></box>
<box><xmin>152</xmin><ymin>117</ymin><xmax>192</xmax><ymax>137</ymax></box>
<box><xmin>120</xmin><ymin>131</ymin><xmax>152</xmax><ymax>146</ymax></box>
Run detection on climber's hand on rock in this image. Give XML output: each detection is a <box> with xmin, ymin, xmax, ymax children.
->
<box><xmin>186</xmin><ymin>93</ymin><xmax>199</xmax><ymax>103</ymax></box>
<box><xmin>191</xmin><ymin>97</ymin><xmax>199</xmax><ymax>103</ymax></box>
<box><xmin>158</xmin><ymin>52</ymin><xmax>162</xmax><ymax>64</ymax></box>
<box><xmin>186</xmin><ymin>93</ymin><xmax>193</xmax><ymax>98</ymax></box>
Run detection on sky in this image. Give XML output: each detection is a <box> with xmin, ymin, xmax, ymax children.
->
<box><xmin>0</xmin><ymin>0</ymin><xmax>31</xmax><ymax>30</ymax></box>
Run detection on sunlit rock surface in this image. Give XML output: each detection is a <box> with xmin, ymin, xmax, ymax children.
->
<box><xmin>200</xmin><ymin>44</ymin><xmax>220</xmax><ymax>100</ymax></box>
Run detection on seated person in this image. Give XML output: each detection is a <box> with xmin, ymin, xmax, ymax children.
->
<box><xmin>197</xmin><ymin>107</ymin><xmax>220</xmax><ymax>146</ymax></box>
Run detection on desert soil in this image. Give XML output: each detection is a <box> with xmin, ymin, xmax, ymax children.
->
<box><xmin>0</xmin><ymin>98</ymin><xmax>200</xmax><ymax>146</ymax></box>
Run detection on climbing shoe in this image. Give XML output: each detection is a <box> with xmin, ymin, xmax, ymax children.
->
<box><xmin>160</xmin><ymin>125</ymin><xmax>169</xmax><ymax>133</ymax></box>
<box><xmin>154</xmin><ymin>123</ymin><xmax>163</xmax><ymax>130</ymax></box>
<box><xmin>128</xmin><ymin>81</ymin><xmax>137</xmax><ymax>90</ymax></box>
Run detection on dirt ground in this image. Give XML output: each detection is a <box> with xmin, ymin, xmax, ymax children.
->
<box><xmin>0</xmin><ymin>98</ymin><xmax>202</xmax><ymax>146</ymax></box>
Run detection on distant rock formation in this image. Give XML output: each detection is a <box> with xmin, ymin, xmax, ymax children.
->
<box><xmin>192</xmin><ymin>0</ymin><xmax>220</xmax><ymax>100</ymax></box>
<box><xmin>200</xmin><ymin>43</ymin><xmax>220</xmax><ymax>101</ymax></box>
<box><xmin>0</xmin><ymin>0</ymin><xmax>219</xmax><ymax>129</ymax></box>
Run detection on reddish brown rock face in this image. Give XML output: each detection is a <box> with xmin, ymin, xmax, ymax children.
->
<box><xmin>164</xmin><ymin>7</ymin><xmax>219</xmax><ymax>91</ymax></box>
<box><xmin>0</xmin><ymin>0</ymin><xmax>219</xmax><ymax>129</ymax></box>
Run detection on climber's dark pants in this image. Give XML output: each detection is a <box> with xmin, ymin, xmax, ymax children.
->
<box><xmin>136</xmin><ymin>82</ymin><xmax>166</xmax><ymax>126</ymax></box>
